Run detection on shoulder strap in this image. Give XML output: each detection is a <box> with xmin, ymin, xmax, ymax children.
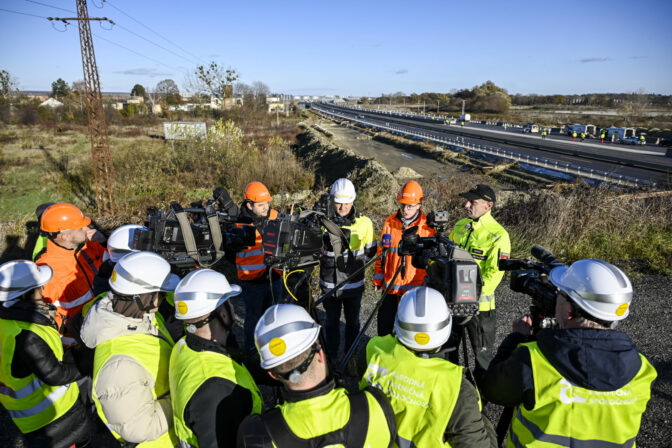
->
<box><xmin>363</xmin><ymin>386</ymin><xmax>397</xmax><ymax>448</ymax></box>
<box><xmin>261</xmin><ymin>391</ymin><xmax>370</xmax><ymax>448</ymax></box>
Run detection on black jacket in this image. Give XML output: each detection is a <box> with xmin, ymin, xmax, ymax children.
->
<box><xmin>481</xmin><ymin>328</ymin><xmax>650</xmax><ymax>410</ymax></box>
<box><xmin>0</xmin><ymin>302</ymin><xmax>91</xmax><ymax>448</ymax></box>
<box><xmin>180</xmin><ymin>332</ymin><xmax>261</xmax><ymax>448</ymax></box>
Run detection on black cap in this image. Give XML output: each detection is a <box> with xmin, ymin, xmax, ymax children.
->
<box><xmin>459</xmin><ymin>184</ymin><xmax>496</xmax><ymax>203</ymax></box>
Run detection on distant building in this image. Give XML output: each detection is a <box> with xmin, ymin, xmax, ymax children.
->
<box><xmin>39</xmin><ymin>98</ymin><xmax>63</xmax><ymax>109</ymax></box>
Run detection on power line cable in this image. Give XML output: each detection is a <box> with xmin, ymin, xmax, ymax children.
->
<box><xmin>93</xmin><ymin>32</ymin><xmax>182</xmax><ymax>73</ymax></box>
<box><xmin>0</xmin><ymin>7</ymin><xmax>47</xmax><ymax>19</ymax></box>
<box><xmin>102</xmin><ymin>0</ymin><xmax>204</xmax><ymax>65</ymax></box>
<box><xmin>111</xmin><ymin>21</ymin><xmax>201</xmax><ymax>66</ymax></box>
<box><xmin>23</xmin><ymin>0</ymin><xmax>75</xmax><ymax>14</ymax></box>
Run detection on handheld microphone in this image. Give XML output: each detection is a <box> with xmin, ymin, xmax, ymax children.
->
<box><xmin>382</xmin><ymin>233</ymin><xmax>392</xmax><ymax>249</ymax></box>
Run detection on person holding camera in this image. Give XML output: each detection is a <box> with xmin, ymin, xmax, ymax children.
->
<box><xmin>0</xmin><ymin>260</ymin><xmax>93</xmax><ymax>448</ymax></box>
<box><xmin>361</xmin><ymin>286</ymin><xmax>496</xmax><ymax>447</ymax></box>
<box><xmin>236</xmin><ymin>181</ymin><xmax>281</xmax><ymax>350</ymax></box>
<box><xmin>80</xmin><ymin>251</ymin><xmax>180</xmax><ymax>446</ymax></box>
<box><xmin>448</xmin><ymin>184</ymin><xmax>510</xmax><ymax>385</ymax></box>
<box><xmin>373</xmin><ymin>181</ymin><xmax>436</xmax><ymax>336</ymax></box>
<box><xmin>169</xmin><ymin>269</ymin><xmax>263</xmax><ymax>448</ymax></box>
<box><xmin>319</xmin><ymin>178</ymin><xmax>376</xmax><ymax>367</ymax></box>
<box><xmin>481</xmin><ymin>259</ymin><xmax>657</xmax><ymax>447</ymax></box>
<box><xmin>237</xmin><ymin>304</ymin><xmax>397</xmax><ymax>447</ymax></box>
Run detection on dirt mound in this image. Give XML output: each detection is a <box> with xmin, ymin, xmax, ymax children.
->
<box><xmin>393</xmin><ymin>166</ymin><xmax>423</xmax><ymax>179</ymax></box>
<box><xmin>294</xmin><ymin>123</ymin><xmax>399</xmax><ymax>209</ymax></box>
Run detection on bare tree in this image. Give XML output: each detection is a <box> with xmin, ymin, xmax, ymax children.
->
<box><xmin>193</xmin><ymin>61</ymin><xmax>239</xmax><ymax>99</ymax></box>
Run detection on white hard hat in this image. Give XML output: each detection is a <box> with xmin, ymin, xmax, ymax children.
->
<box><xmin>173</xmin><ymin>269</ymin><xmax>241</xmax><ymax>320</ymax></box>
<box><xmin>330</xmin><ymin>178</ymin><xmax>356</xmax><ymax>204</ymax></box>
<box><xmin>0</xmin><ymin>260</ymin><xmax>53</xmax><ymax>306</ymax></box>
<box><xmin>109</xmin><ymin>251</ymin><xmax>180</xmax><ymax>296</ymax></box>
<box><xmin>107</xmin><ymin>224</ymin><xmax>148</xmax><ymax>263</ymax></box>
<box><xmin>254</xmin><ymin>304</ymin><xmax>321</xmax><ymax>370</ymax></box>
<box><xmin>549</xmin><ymin>259</ymin><xmax>633</xmax><ymax>322</ymax></box>
<box><xmin>396</xmin><ymin>287</ymin><xmax>452</xmax><ymax>351</ymax></box>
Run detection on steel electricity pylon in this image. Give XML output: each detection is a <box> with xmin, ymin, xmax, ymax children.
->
<box><xmin>49</xmin><ymin>0</ymin><xmax>116</xmax><ymax>216</ymax></box>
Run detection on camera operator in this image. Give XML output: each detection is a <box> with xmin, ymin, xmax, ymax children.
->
<box><xmin>448</xmin><ymin>184</ymin><xmax>510</xmax><ymax>386</ymax></box>
<box><xmin>236</xmin><ymin>181</ymin><xmax>282</xmax><ymax>350</ymax></box>
<box><xmin>373</xmin><ymin>181</ymin><xmax>436</xmax><ymax>336</ymax></box>
<box><xmin>318</xmin><ymin>179</ymin><xmax>376</xmax><ymax>370</ymax></box>
<box><xmin>481</xmin><ymin>259</ymin><xmax>657</xmax><ymax>446</ymax></box>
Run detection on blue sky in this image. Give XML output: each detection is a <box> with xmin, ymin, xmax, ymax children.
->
<box><xmin>1</xmin><ymin>0</ymin><xmax>671</xmax><ymax>96</ymax></box>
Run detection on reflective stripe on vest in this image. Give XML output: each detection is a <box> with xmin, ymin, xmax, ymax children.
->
<box><xmin>362</xmin><ymin>335</ymin><xmax>463</xmax><ymax>447</ymax></box>
<box><xmin>319</xmin><ymin>279</ymin><xmax>365</xmax><ymax>290</ymax></box>
<box><xmin>236</xmin><ymin>210</ymin><xmax>277</xmax><ymax>281</ymax></box>
<box><xmin>92</xmin><ymin>317</ymin><xmax>177</xmax><ymax>447</ymax></box>
<box><xmin>169</xmin><ymin>338</ymin><xmax>263</xmax><ymax>447</ymax></box>
<box><xmin>0</xmin><ymin>319</ymin><xmax>79</xmax><ymax>433</ymax></box>
<box><xmin>508</xmin><ymin>341</ymin><xmax>657</xmax><ymax>448</ymax></box>
<box><xmin>52</xmin><ymin>289</ymin><xmax>93</xmax><ymax>309</ymax></box>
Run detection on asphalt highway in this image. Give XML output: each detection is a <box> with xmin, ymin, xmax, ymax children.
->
<box><xmin>316</xmin><ymin>103</ymin><xmax>672</xmax><ymax>185</ymax></box>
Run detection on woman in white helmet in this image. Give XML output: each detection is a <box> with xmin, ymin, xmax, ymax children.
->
<box><xmin>80</xmin><ymin>251</ymin><xmax>181</xmax><ymax>446</ymax></box>
<box><xmin>482</xmin><ymin>259</ymin><xmax>657</xmax><ymax>447</ymax></box>
<box><xmin>237</xmin><ymin>304</ymin><xmax>397</xmax><ymax>447</ymax></box>
<box><xmin>318</xmin><ymin>178</ymin><xmax>376</xmax><ymax>368</ymax></box>
<box><xmin>168</xmin><ymin>269</ymin><xmax>264</xmax><ymax>448</ymax></box>
<box><xmin>360</xmin><ymin>286</ymin><xmax>494</xmax><ymax>447</ymax></box>
<box><xmin>0</xmin><ymin>260</ymin><xmax>92</xmax><ymax>448</ymax></box>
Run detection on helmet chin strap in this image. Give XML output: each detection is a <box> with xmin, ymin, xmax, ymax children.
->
<box><xmin>277</xmin><ymin>344</ymin><xmax>320</xmax><ymax>384</ymax></box>
<box><xmin>186</xmin><ymin>302</ymin><xmax>234</xmax><ymax>335</ymax></box>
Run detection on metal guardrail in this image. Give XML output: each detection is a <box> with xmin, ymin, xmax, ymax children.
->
<box><xmin>312</xmin><ymin>105</ymin><xmax>656</xmax><ymax>188</ymax></box>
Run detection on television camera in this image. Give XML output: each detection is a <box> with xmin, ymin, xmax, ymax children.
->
<box><xmin>132</xmin><ymin>188</ymin><xmax>256</xmax><ymax>274</ymax></box>
<box><xmin>498</xmin><ymin>245</ymin><xmax>566</xmax><ymax>333</ymax></box>
<box><xmin>261</xmin><ymin>205</ymin><xmax>352</xmax><ymax>272</ymax></box>
<box><xmin>398</xmin><ymin>211</ymin><xmax>482</xmax><ymax>318</ymax></box>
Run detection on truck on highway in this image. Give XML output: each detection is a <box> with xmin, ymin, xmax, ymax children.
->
<box><xmin>523</xmin><ymin>124</ymin><xmax>540</xmax><ymax>133</ymax></box>
<box><xmin>565</xmin><ymin>124</ymin><xmax>597</xmax><ymax>137</ymax></box>
<box><xmin>606</xmin><ymin>127</ymin><xmax>636</xmax><ymax>141</ymax></box>
<box><xmin>459</xmin><ymin>113</ymin><xmax>471</xmax><ymax>122</ymax></box>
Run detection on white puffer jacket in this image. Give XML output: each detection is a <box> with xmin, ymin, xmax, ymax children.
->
<box><xmin>80</xmin><ymin>293</ymin><xmax>173</xmax><ymax>444</ymax></box>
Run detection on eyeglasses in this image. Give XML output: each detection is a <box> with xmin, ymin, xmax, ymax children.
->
<box><xmin>399</xmin><ymin>203</ymin><xmax>420</xmax><ymax>210</ymax></box>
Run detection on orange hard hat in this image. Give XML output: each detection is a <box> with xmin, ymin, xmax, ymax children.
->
<box><xmin>244</xmin><ymin>181</ymin><xmax>272</xmax><ymax>203</ymax></box>
<box><xmin>397</xmin><ymin>181</ymin><xmax>423</xmax><ymax>205</ymax></box>
<box><xmin>40</xmin><ymin>203</ymin><xmax>91</xmax><ymax>233</ymax></box>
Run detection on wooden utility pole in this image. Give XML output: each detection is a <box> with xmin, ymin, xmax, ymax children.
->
<box><xmin>49</xmin><ymin>0</ymin><xmax>116</xmax><ymax>216</ymax></box>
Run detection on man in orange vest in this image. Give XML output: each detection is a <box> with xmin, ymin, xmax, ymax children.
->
<box><xmin>35</xmin><ymin>203</ymin><xmax>105</xmax><ymax>345</ymax></box>
<box><xmin>236</xmin><ymin>181</ymin><xmax>282</xmax><ymax>350</ymax></box>
<box><xmin>373</xmin><ymin>181</ymin><xmax>436</xmax><ymax>336</ymax></box>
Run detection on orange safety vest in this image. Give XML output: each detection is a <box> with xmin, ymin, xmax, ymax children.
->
<box><xmin>36</xmin><ymin>239</ymin><xmax>104</xmax><ymax>341</ymax></box>
<box><xmin>373</xmin><ymin>211</ymin><xmax>436</xmax><ymax>294</ymax></box>
<box><xmin>236</xmin><ymin>209</ymin><xmax>278</xmax><ymax>281</ymax></box>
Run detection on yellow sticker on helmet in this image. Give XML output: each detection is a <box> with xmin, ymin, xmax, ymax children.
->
<box><xmin>269</xmin><ymin>338</ymin><xmax>286</xmax><ymax>356</ymax></box>
<box><xmin>414</xmin><ymin>332</ymin><xmax>430</xmax><ymax>345</ymax></box>
<box><xmin>615</xmin><ymin>303</ymin><xmax>629</xmax><ymax>316</ymax></box>
<box><xmin>177</xmin><ymin>301</ymin><xmax>188</xmax><ymax>315</ymax></box>
<box><xmin>111</xmin><ymin>270</ymin><xmax>117</xmax><ymax>283</ymax></box>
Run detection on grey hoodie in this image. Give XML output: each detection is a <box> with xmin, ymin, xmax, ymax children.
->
<box><xmin>80</xmin><ymin>293</ymin><xmax>174</xmax><ymax>444</ymax></box>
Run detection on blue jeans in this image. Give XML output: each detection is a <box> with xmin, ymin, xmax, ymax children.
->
<box><xmin>323</xmin><ymin>291</ymin><xmax>362</xmax><ymax>361</ymax></box>
<box><xmin>241</xmin><ymin>278</ymin><xmax>283</xmax><ymax>350</ymax></box>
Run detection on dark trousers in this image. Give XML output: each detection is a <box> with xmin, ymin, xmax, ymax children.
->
<box><xmin>376</xmin><ymin>293</ymin><xmax>401</xmax><ymax>337</ymax></box>
<box><xmin>241</xmin><ymin>278</ymin><xmax>282</xmax><ymax>350</ymax></box>
<box><xmin>447</xmin><ymin>309</ymin><xmax>496</xmax><ymax>388</ymax></box>
<box><xmin>323</xmin><ymin>291</ymin><xmax>362</xmax><ymax>361</ymax></box>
